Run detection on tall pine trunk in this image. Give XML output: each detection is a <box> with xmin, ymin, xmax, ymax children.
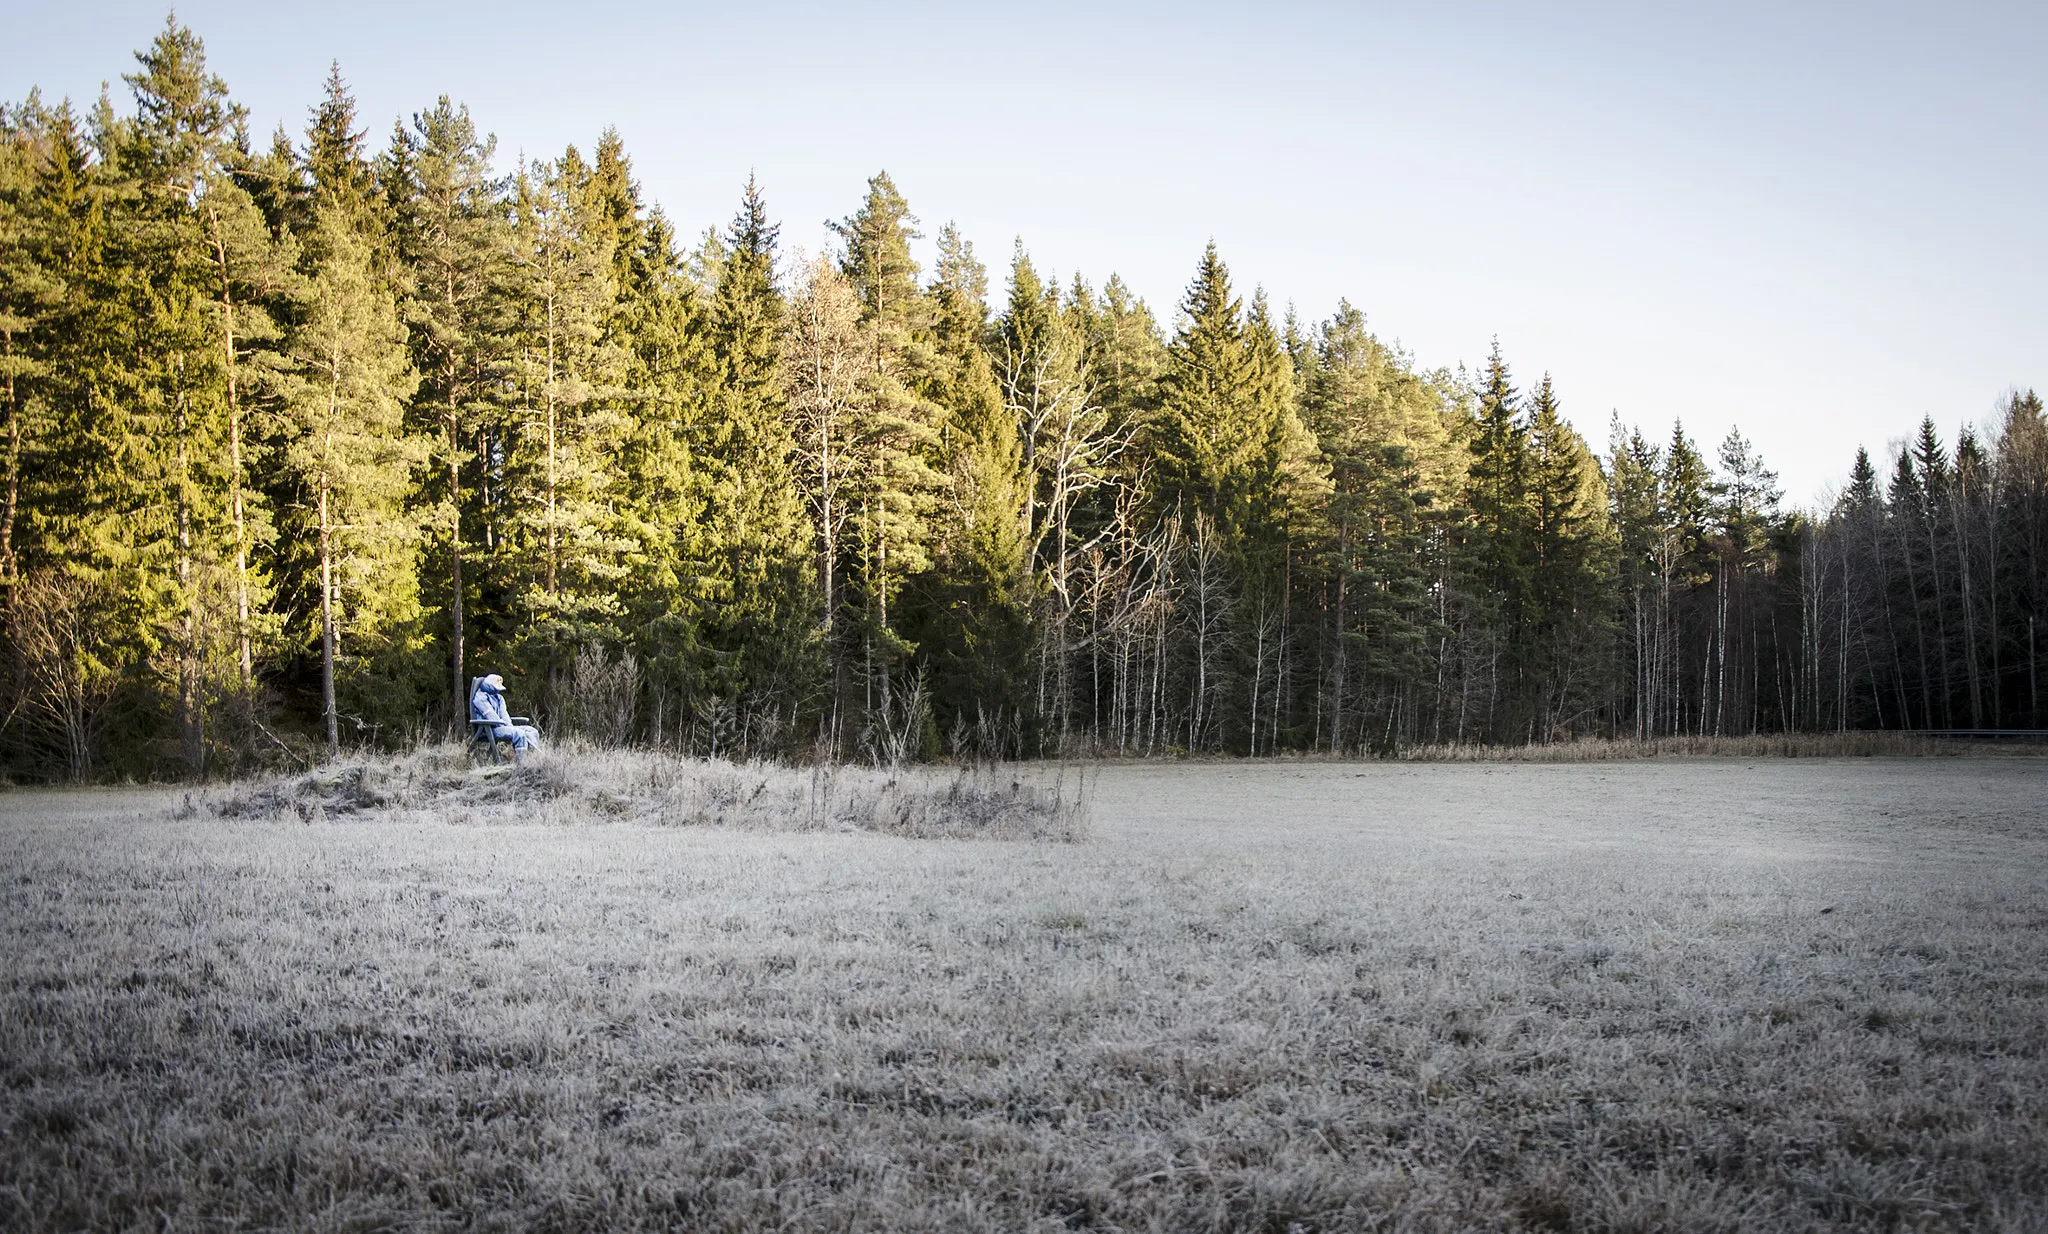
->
<box><xmin>1</xmin><ymin>319</ymin><xmax>19</xmax><ymax>615</ymax></box>
<box><xmin>320</xmin><ymin>363</ymin><xmax>340</xmax><ymax>759</ymax></box>
<box><xmin>319</xmin><ymin>480</ymin><xmax>337</xmax><ymax>757</ymax></box>
<box><xmin>206</xmin><ymin>203</ymin><xmax>253</xmax><ymax>690</ymax></box>
<box><xmin>446</xmin><ymin>395</ymin><xmax>465</xmax><ymax>733</ymax></box>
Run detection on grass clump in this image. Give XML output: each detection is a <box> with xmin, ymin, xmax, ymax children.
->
<box><xmin>211</xmin><ymin>742</ymin><xmax>1091</xmax><ymax>842</ymax></box>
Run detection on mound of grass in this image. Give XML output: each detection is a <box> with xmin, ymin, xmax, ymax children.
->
<box><xmin>211</xmin><ymin>743</ymin><xmax>1091</xmax><ymax>842</ymax></box>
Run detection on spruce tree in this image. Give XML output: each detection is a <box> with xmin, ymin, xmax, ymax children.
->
<box><xmin>1843</xmin><ymin>447</ymin><xmax>1880</xmax><ymax>512</ymax></box>
<box><xmin>390</xmin><ymin>96</ymin><xmax>508</xmax><ymax>729</ymax></box>
<box><xmin>1150</xmin><ymin>246</ymin><xmax>1319</xmax><ymax>750</ymax></box>
<box><xmin>1458</xmin><ymin>341</ymin><xmax>1533</xmax><ymax>738</ymax></box>
<box><xmin>306</xmin><ymin>63</ymin><xmax>373</xmax><ymax>214</ymax></box>
<box><xmin>0</xmin><ymin>97</ymin><xmax>80</xmax><ymax>772</ymax></box>
<box><xmin>1524</xmin><ymin>374</ymin><xmax>1613</xmax><ymax>735</ymax></box>
<box><xmin>1661</xmin><ymin>422</ymin><xmax>1713</xmax><ymax>560</ymax></box>
<box><xmin>699</xmin><ymin>175</ymin><xmax>814</xmax><ymax>746</ymax></box>
<box><xmin>0</xmin><ymin>95</ymin><xmax>66</xmax><ymax>611</ymax></box>
<box><xmin>609</xmin><ymin>205</ymin><xmax>715</xmax><ymax>748</ymax></box>
<box><xmin>1151</xmin><ymin>242</ymin><xmax>1251</xmax><ymax>528</ymax></box>
<box><xmin>1654</xmin><ymin>422</ymin><xmax>1715</xmax><ymax>732</ymax></box>
<box><xmin>93</xmin><ymin>18</ymin><xmax>255</xmax><ymax>773</ymax></box>
<box><xmin>1465</xmin><ymin>341</ymin><xmax>1529</xmax><ymax>582</ymax></box>
<box><xmin>1151</xmin><ymin>247</ymin><xmax>1314</xmax><ymax>570</ymax></box>
<box><xmin>830</xmin><ymin>172</ymin><xmax>944</xmax><ymax>714</ymax></box>
<box><xmin>1993</xmin><ymin>392</ymin><xmax>2048</xmax><ymax>725</ymax></box>
<box><xmin>581</xmin><ymin>128</ymin><xmax>649</xmax><ymax>299</ymax></box>
<box><xmin>928</xmin><ymin>226</ymin><xmax>1031</xmax><ymax>743</ymax></box>
<box><xmin>1239</xmin><ymin>288</ymin><xmax>1319</xmax><ymax>564</ymax></box>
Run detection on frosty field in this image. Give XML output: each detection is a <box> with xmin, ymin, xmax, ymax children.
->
<box><xmin>3</xmin><ymin>757</ymin><xmax>2045</xmax><ymax>1231</ymax></box>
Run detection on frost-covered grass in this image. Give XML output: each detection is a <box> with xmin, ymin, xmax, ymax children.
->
<box><xmin>1393</xmin><ymin>731</ymin><xmax>2021</xmax><ymax>761</ymax></box>
<box><xmin>2</xmin><ymin>758</ymin><xmax>2044</xmax><ymax>1231</ymax></box>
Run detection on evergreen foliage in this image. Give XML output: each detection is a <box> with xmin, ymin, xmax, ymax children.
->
<box><xmin>1</xmin><ymin>21</ymin><xmax>2042</xmax><ymax>776</ymax></box>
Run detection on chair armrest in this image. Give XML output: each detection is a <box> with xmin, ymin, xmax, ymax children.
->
<box><xmin>507</xmin><ymin>716</ymin><xmax>531</xmax><ymax>724</ymax></box>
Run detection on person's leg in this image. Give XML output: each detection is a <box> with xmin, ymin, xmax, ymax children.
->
<box><xmin>490</xmin><ymin>725</ymin><xmax>523</xmax><ymax>763</ymax></box>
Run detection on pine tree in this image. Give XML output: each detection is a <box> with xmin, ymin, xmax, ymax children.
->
<box><xmin>1082</xmin><ymin>272</ymin><xmax>1164</xmax><ymax>442</ymax></box>
<box><xmin>1300</xmin><ymin>304</ymin><xmax>1448</xmax><ymax>750</ymax></box>
<box><xmin>279</xmin><ymin>202</ymin><xmax>422</xmax><ymax>755</ymax></box>
<box><xmin>501</xmin><ymin>147</ymin><xmax>633</xmax><ymax>703</ymax></box>
<box><xmin>390</xmin><ymin>96</ymin><xmax>508</xmax><ymax>729</ymax></box>
<box><xmin>1716</xmin><ymin>428</ymin><xmax>1782</xmax><ymax>555</ymax></box>
<box><xmin>1707</xmin><ymin>428</ymin><xmax>1785</xmax><ymax>734</ymax></box>
<box><xmin>198</xmin><ymin>123</ymin><xmax>295</xmax><ymax>697</ymax></box>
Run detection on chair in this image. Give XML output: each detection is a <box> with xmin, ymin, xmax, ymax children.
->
<box><xmin>467</xmin><ymin>676</ymin><xmax>534</xmax><ymax>764</ymax></box>
<box><xmin>468</xmin><ymin>718</ymin><xmax>520</xmax><ymax>763</ymax></box>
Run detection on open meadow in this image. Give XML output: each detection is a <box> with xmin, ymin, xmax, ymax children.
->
<box><xmin>3</xmin><ymin>754</ymin><xmax>2046</xmax><ymax>1231</ymax></box>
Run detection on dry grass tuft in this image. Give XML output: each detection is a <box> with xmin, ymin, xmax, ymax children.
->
<box><xmin>211</xmin><ymin>742</ymin><xmax>1091</xmax><ymax>842</ymax></box>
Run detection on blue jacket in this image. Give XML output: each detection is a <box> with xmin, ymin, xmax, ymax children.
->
<box><xmin>470</xmin><ymin>682</ymin><xmax>511</xmax><ymax>726</ymax></box>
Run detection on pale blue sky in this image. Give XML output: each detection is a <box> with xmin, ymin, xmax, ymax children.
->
<box><xmin>6</xmin><ymin>1</ymin><xmax>2042</xmax><ymax>505</ymax></box>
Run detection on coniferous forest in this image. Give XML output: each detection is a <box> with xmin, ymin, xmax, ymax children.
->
<box><xmin>3</xmin><ymin>21</ymin><xmax>2045</xmax><ymax>780</ymax></box>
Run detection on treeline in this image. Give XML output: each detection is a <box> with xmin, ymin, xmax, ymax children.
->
<box><xmin>2</xmin><ymin>21</ymin><xmax>2043</xmax><ymax>780</ymax></box>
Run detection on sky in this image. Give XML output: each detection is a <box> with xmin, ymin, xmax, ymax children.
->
<box><xmin>5</xmin><ymin>1</ymin><xmax>2042</xmax><ymax>507</ymax></box>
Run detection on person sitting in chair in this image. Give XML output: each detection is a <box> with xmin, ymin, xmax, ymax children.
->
<box><xmin>469</xmin><ymin>673</ymin><xmax>541</xmax><ymax>759</ymax></box>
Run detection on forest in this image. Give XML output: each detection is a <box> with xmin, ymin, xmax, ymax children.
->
<box><xmin>2</xmin><ymin>20</ymin><xmax>2044</xmax><ymax>780</ymax></box>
